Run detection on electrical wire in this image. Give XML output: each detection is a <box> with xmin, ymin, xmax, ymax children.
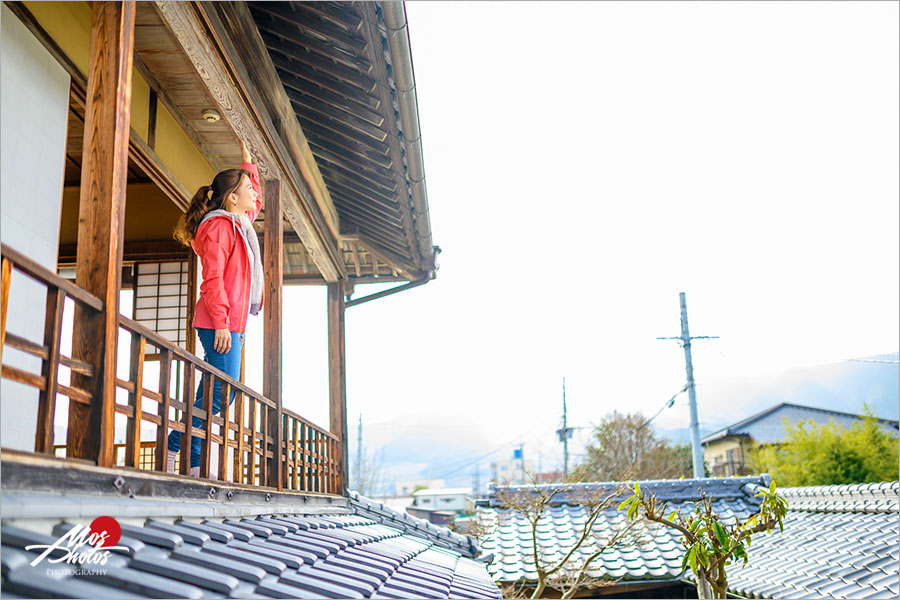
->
<box><xmin>638</xmin><ymin>384</ymin><xmax>688</xmax><ymax>431</ymax></box>
<box><xmin>429</xmin><ymin>421</ymin><xmax>553</xmax><ymax>480</ymax></box>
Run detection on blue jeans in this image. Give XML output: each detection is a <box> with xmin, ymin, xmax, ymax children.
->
<box><xmin>167</xmin><ymin>328</ymin><xmax>242</xmax><ymax>468</ymax></box>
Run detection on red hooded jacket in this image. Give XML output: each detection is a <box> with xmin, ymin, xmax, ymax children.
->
<box><xmin>191</xmin><ymin>162</ymin><xmax>262</xmax><ymax>333</ymax></box>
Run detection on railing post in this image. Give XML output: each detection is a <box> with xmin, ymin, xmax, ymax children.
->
<box><xmin>124</xmin><ymin>334</ymin><xmax>146</xmax><ymax>467</ymax></box>
<box><xmin>67</xmin><ymin>1</ymin><xmax>135</xmax><ymax>467</ymax></box>
<box><xmin>1</xmin><ymin>257</ymin><xmax>11</xmax><ymax>361</ymax></box>
<box><xmin>263</xmin><ymin>178</ymin><xmax>283</xmax><ymax>490</ymax></box>
<box><xmin>328</xmin><ymin>281</ymin><xmax>348</xmax><ymax>493</ymax></box>
<box><xmin>35</xmin><ymin>289</ymin><xmax>66</xmax><ymax>453</ymax></box>
<box><xmin>153</xmin><ymin>348</ymin><xmax>171</xmax><ymax>472</ymax></box>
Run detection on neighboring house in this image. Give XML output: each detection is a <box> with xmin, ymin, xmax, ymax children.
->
<box><xmin>477</xmin><ymin>476</ymin><xmax>899</xmax><ymax>599</ymax></box>
<box><xmin>395</xmin><ymin>479</ymin><xmax>446</xmax><ymax>496</ymax></box>
<box><xmin>413</xmin><ymin>488</ymin><xmax>475</xmax><ymax>514</ymax></box>
<box><xmin>702</xmin><ymin>403</ymin><xmax>899</xmax><ymax>477</ymax></box>
<box><xmin>490</xmin><ymin>457</ymin><xmax>536</xmax><ymax>485</ymax></box>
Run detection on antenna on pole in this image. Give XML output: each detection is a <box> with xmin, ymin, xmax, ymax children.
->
<box><xmin>657</xmin><ymin>292</ymin><xmax>718</xmax><ymax>478</ymax></box>
<box><xmin>556</xmin><ymin>377</ymin><xmax>574</xmax><ymax>478</ymax></box>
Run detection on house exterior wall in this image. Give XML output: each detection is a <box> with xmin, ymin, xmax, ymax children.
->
<box><xmin>1</xmin><ymin>4</ymin><xmax>71</xmax><ymax>451</ymax></box>
<box><xmin>490</xmin><ymin>458</ymin><xmax>536</xmax><ymax>485</ymax></box>
<box><xmin>23</xmin><ymin>1</ymin><xmax>217</xmax><ymax>193</ymax></box>
<box><xmin>704</xmin><ymin>436</ymin><xmax>756</xmax><ymax>476</ymax></box>
<box><xmin>413</xmin><ymin>492</ymin><xmax>473</xmax><ymax>513</ymax></box>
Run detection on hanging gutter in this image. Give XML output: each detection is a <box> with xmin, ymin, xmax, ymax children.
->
<box><xmin>379</xmin><ymin>1</ymin><xmax>436</xmax><ymax>271</ymax></box>
<box><xmin>345</xmin><ymin>271</ymin><xmax>434</xmax><ymax>308</ymax></box>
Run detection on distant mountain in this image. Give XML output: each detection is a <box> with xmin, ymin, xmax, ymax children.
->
<box><xmin>350</xmin><ymin>414</ymin><xmax>494</xmax><ymax>492</ymax></box>
<box><xmin>351</xmin><ymin>356</ymin><xmax>899</xmax><ymax>492</ymax></box>
<box><xmin>658</xmin><ymin>355</ymin><xmax>899</xmax><ymax>441</ymax></box>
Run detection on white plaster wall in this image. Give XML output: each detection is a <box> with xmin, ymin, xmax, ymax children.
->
<box><xmin>1</xmin><ymin>5</ymin><xmax>70</xmax><ymax>451</ymax></box>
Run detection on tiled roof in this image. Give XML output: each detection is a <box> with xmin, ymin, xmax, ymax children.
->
<box><xmin>1</xmin><ymin>512</ymin><xmax>500</xmax><ymax>599</ymax></box>
<box><xmin>478</xmin><ymin>477</ymin><xmax>899</xmax><ymax>600</ymax></box>
<box><xmin>479</xmin><ymin>476</ymin><xmax>768</xmax><ymax>584</ymax></box>
<box><xmin>702</xmin><ymin>402</ymin><xmax>899</xmax><ymax>445</ymax></box>
<box><xmin>723</xmin><ymin>482</ymin><xmax>900</xmax><ymax>600</ymax></box>
<box><xmin>349</xmin><ymin>491</ymin><xmax>480</xmax><ymax>558</ymax></box>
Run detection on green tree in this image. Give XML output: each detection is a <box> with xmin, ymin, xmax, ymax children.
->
<box><xmin>750</xmin><ymin>407</ymin><xmax>898</xmax><ymax>486</ymax></box>
<box><xmin>619</xmin><ymin>481</ymin><xmax>788</xmax><ymax>599</ymax></box>
<box><xmin>572</xmin><ymin>411</ymin><xmax>694</xmax><ymax>482</ymax></box>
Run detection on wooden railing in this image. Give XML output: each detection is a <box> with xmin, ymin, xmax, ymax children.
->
<box><xmin>0</xmin><ymin>246</ymin><xmax>102</xmax><ymax>454</ymax></box>
<box><xmin>1</xmin><ymin>245</ymin><xmax>341</xmax><ymax>494</ymax></box>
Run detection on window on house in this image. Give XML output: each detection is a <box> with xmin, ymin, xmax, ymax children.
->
<box><xmin>726</xmin><ymin>449</ymin><xmax>736</xmax><ymax>462</ymax></box>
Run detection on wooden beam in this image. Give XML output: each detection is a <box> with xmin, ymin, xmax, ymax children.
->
<box><xmin>263</xmin><ymin>179</ymin><xmax>284</xmax><ymax>491</ymax></box>
<box><xmin>68</xmin><ymin>1</ymin><xmax>136</xmax><ymax>467</ymax></box>
<box><xmin>58</xmin><ymin>240</ymin><xmax>189</xmax><ymax>265</ymax></box>
<box><xmin>153</xmin><ymin>1</ymin><xmax>344</xmax><ymax>282</ymax></box>
<box><xmin>327</xmin><ymin>282</ymin><xmax>348</xmax><ymax>493</ymax></box>
<box><xmin>147</xmin><ymin>88</ymin><xmax>158</xmax><ymax>150</ymax></box>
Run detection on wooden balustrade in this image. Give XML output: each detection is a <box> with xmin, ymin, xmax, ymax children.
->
<box><xmin>1</xmin><ymin>246</ymin><xmax>102</xmax><ymax>454</ymax></box>
<box><xmin>1</xmin><ymin>245</ymin><xmax>342</xmax><ymax>494</ymax></box>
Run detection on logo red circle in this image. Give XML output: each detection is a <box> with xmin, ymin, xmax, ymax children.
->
<box><xmin>89</xmin><ymin>516</ymin><xmax>121</xmax><ymax>547</ymax></box>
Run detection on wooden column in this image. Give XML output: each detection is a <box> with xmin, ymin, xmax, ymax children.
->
<box><xmin>67</xmin><ymin>2</ymin><xmax>135</xmax><ymax>466</ymax></box>
<box><xmin>327</xmin><ymin>281</ymin><xmax>348</xmax><ymax>493</ymax></box>
<box><xmin>263</xmin><ymin>179</ymin><xmax>283</xmax><ymax>489</ymax></box>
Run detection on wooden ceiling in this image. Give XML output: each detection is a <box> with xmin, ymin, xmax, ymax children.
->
<box><xmin>247</xmin><ymin>1</ymin><xmax>430</xmax><ymax>282</ymax></box>
<box><xmin>117</xmin><ymin>1</ymin><xmax>432</xmax><ymax>283</ymax></box>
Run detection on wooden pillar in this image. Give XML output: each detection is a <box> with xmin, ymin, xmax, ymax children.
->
<box><xmin>263</xmin><ymin>179</ymin><xmax>283</xmax><ymax>489</ymax></box>
<box><xmin>327</xmin><ymin>281</ymin><xmax>348</xmax><ymax>493</ymax></box>
<box><xmin>67</xmin><ymin>2</ymin><xmax>135</xmax><ymax>466</ymax></box>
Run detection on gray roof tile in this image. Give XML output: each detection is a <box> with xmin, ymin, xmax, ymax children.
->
<box><xmin>2</xmin><ymin>507</ymin><xmax>499</xmax><ymax>600</ymax></box>
<box><xmin>477</xmin><ymin>477</ymin><xmax>898</xmax><ymax>599</ymax></box>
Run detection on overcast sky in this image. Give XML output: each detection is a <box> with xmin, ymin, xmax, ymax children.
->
<box><xmin>243</xmin><ymin>1</ymin><xmax>899</xmax><ymax>478</ymax></box>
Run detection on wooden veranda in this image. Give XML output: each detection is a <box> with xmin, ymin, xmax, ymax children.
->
<box><xmin>0</xmin><ymin>1</ymin><xmax>436</xmax><ymax>497</ymax></box>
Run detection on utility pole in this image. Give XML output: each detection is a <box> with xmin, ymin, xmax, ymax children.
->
<box><xmin>356</xmin><ymin>413</ymin><xmax>363</xmax><ymax>491</ymax></box>
<box><xmin>472</xmin><ymin>463</ymin><xmax>480</xmax><ymax>497</ymax></box>
<box><xmin>556</xmin><ymin>378</ymin><xmax>574</xmax><ymax>478</ymax></box>
<box><xmin>658</xmin><ymin>292</ymin><xmax>718</xmax><ymax>479</ymax></box>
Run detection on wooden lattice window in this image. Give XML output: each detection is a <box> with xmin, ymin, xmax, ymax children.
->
<box><xmin>133</xmin><ymin>261</ymin><xmax>188</xmax><ymax>349</ymax></box>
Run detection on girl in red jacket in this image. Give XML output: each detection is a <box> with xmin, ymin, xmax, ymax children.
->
<box><xmin>166</xmin><ymin>141</ymin><xmax>262</xmax><ymax>477</ymax></box>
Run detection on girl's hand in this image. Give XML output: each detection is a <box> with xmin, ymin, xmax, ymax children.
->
<box><xmin>214</xmin><ymin>328</ymin><xmax>232</xmax><ymax>354</ymax></box>
<box><xmin>240</xmin><ymin>140</ymin><xmax>253</xmax><ymax>164</ymax></box>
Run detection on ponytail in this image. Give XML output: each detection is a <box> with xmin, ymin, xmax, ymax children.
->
<box><xmin>174</xmin><ymin>186</ymin><xmax>215</xmax><ymax>247</ymax></box>
<box><xmin>173</xmin><ymin>168</ymin><xmax>251</xmax><ymax>247</ymax></box>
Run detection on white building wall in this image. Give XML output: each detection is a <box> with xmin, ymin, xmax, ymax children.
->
<box><xmin>1</xmin><ymin>5</ymin><xmax>70</xmax><ymax>451</ymax></box>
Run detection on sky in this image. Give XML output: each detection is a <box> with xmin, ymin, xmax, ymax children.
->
<box><xmin>241</xmin><ymin>1</ymin><xmax>899</xmax><ymax>486</ymax></box>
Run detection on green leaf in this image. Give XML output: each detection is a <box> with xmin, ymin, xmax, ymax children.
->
<box><xmin>696</xmin><ymin>544</ymin><xmax>708</xmax><ymax>569</ymax></box>
<box><xmin>617</xmin><ymin>497</ymin><xmax>633</xmax><ymax>512</ymax></box>
<box><xmin>688</xmin><ymin>545</ymin><xmax>698</xmax><ymax>574</ymax></box>
<box><xmin>712</xmin><ymin>521</ymin><xmax>728</xmax><ymax>547</ymax></box>
<box><xmin>627</xmin><ymin>500</ymin><xmax>639</xmax><ymax>521</ymax></box>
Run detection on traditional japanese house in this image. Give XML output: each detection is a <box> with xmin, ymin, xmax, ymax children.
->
<box><xmin>0</xmin><ymin>4</ymin><xmax>500</xmax><ymax>597</ymax></box>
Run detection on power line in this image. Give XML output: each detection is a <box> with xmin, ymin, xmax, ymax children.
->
<box><xmin>638</xmin><ymin>384</ymin><xmax>689</xmax><ymax>431</ymax></box>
